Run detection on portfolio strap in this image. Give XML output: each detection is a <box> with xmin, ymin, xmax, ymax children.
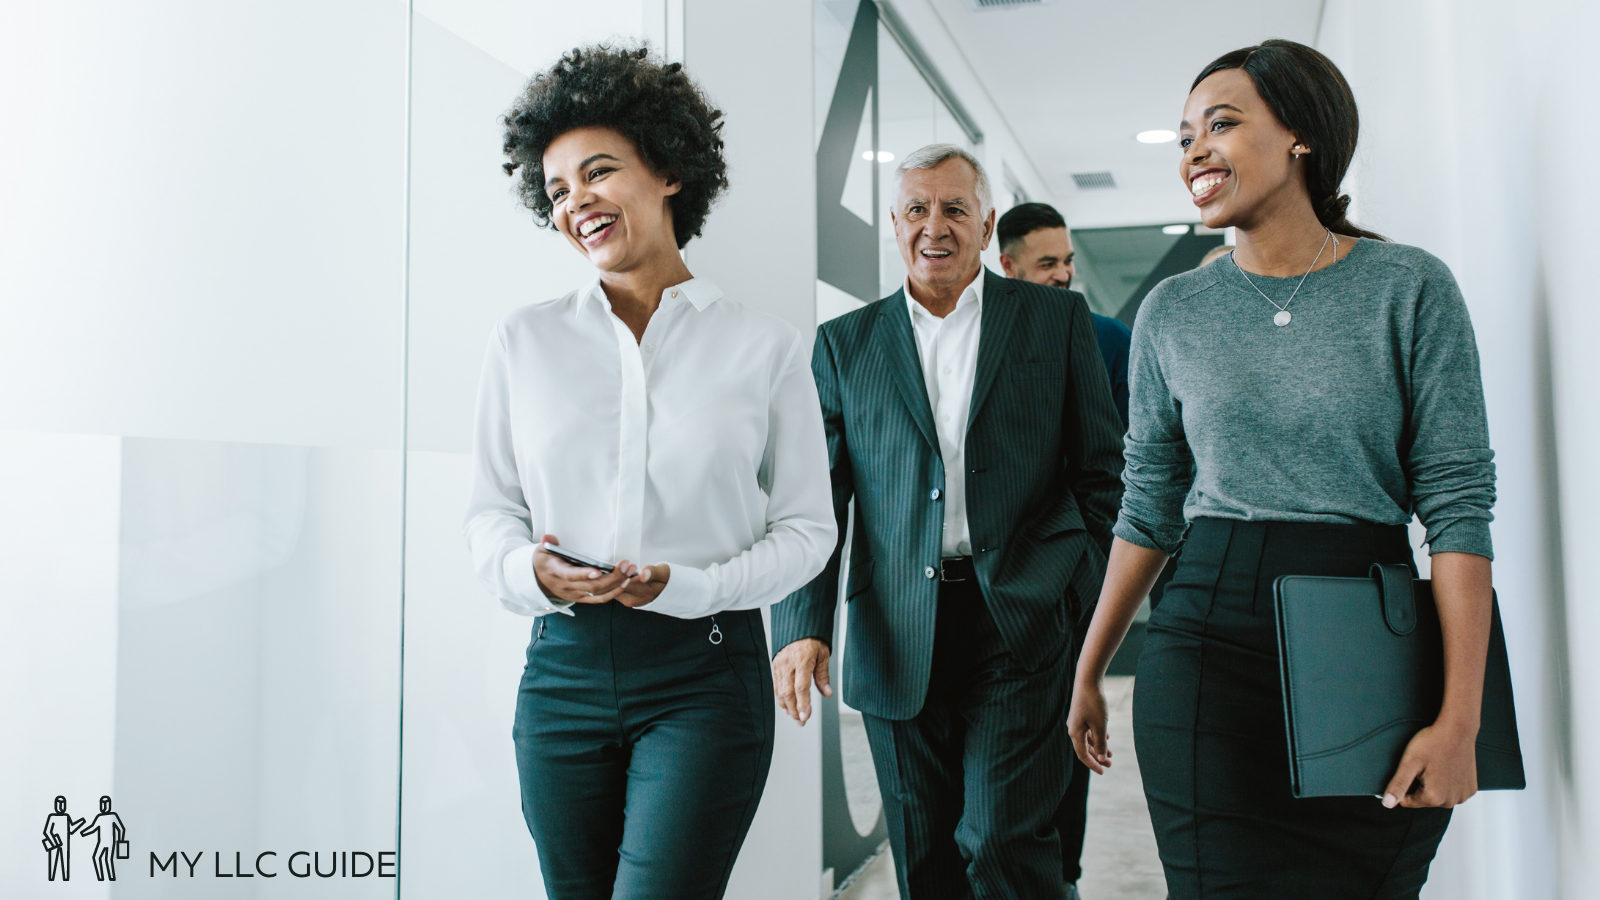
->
<box><xmin>1370</xmin><ymin>563</ymin><xmax>1416</xmax><ymax>636</ymax></box>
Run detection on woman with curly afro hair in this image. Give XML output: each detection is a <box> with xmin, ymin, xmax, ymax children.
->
<box><xmin>463</xmin><ymin>45</ymin><xmax>836</xmax><ymax>898</ymax></box>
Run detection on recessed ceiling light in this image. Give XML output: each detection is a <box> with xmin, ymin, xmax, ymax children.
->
<box><xmin>861</xmin><ymin>150</ymin><xmax>895</xmax><ymax>163</ymax></box>
<box><xmin>1137</xmin><ymin>129</ymin><xmax>1177</xmax><ymax>144</ymax></box>
<box><xmin>1162</xmin><ymin>224</ymin><xmax>1191</xmax><ymax>235</ymax></box>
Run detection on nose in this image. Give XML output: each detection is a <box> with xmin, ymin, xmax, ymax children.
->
<box><xmin>923</xmin><ymin>209</ymin><xmax>952</xmax><ymax>239</ymax></box>
<box><xmin>566</xmin><ymin>178</ymin><xmax>594</xmax><ymax>212</ymax></box>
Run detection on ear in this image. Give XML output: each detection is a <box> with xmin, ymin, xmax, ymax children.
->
<box><xmin>1290</xmin><ymin>135</ymin><xmax>1310</xmax><ymax>157</ymax></box>
<box><xmin>662</xmin><ymin>176</ymin><xmax>684</xmax><ymax>197</ymax></box>
<box><xmin>998</xmin><ymin>252</ymin><xmax>1018</xmax><ymax>277</ymax></box>
<box><xmin>980</xmin><ymin>208</ymin><xmax>996</xmax><ymax>250</ymax></box>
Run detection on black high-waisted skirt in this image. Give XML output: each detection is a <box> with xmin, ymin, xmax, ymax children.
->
<box><xmin>1133</xmin><ymin>518</ymin><xmax>1452</xmax><ymax>899</ymax></box>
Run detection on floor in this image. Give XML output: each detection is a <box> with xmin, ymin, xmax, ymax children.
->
<box><xmin>835</xmin><ymin>675</ymin><xmax>1167</xmax><ymax>900</ymax></box>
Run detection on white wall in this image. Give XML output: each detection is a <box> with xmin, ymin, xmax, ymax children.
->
<box><xmin>1319</xmin><ymin>1</ymin><xmax>1599</xmax><ymax>896</ymax></box>
<box><xmin>680</xmin><ymin>2</ymin><xmax>827</xmax><ymax>896</ymax></box>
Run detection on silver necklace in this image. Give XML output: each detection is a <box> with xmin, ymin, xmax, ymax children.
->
<box><xmin>1232</xmin><ymin>230</ymin><xmax>1336</xmax><ymax>327</ymax></box>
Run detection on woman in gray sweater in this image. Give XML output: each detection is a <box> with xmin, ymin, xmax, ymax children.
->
<box><xmin>1066</xmin><ymin>40</ymin><xmax>1496</xmax><ymax>898</ymax></box>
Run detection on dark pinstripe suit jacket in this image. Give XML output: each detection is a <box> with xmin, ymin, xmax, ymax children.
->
<box><xmin>772</xmin><ymin>270</ymin><xmax>1124</xmax><ymax>720</ymax></box>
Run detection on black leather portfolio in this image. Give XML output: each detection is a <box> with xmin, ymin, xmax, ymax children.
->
<box><xmin>1273</xmin><ymin>564</ymin><xmax>1526</xmax><ymax>798</ymax></box>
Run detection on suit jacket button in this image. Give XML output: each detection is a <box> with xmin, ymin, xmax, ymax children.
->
<box><xmin>929</xmin><ymin>488</ymin><xmax>941</xmax><ymax>501</ymax></box>
<box><xmin>924</xmin><ymin>566</ymin><xmax>937</xmax><ymax>579</ymax></box>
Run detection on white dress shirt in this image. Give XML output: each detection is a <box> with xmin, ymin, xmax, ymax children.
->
<box><xmin>464</xmin><ymin>277</ymin><xmax>836</xmax><ymax>620</ymax></box>
<box><xmin>905</xmin><ymin>267</ymin><xmax>984</xmax><ymax>557</ymax></box>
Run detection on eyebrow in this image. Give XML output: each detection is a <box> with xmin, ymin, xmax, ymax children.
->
<box><xmin>906</xmin><ymin>197</ymin><xmax>972</xmax><ymax>208</ymax></box>
<box><xmin>1179</xmin><ymin>103</ymin><xmax>1244</xmax><ymax>130</ymax></box>
<box><xmin>545</xmin><ymin>153</ymin><xmax>620</xmax><ymax>189</ymax></box>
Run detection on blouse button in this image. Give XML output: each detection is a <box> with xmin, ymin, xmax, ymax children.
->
<box><xmin>670</xmin><ymin>289</ymin><xmax>679</xmax><ymax>298</ymax></box>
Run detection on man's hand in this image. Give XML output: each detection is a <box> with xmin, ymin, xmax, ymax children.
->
<box><xmin>772</xmin><ymin>638</ymin><xmax>832</xmax><ymax>725</ymax></box>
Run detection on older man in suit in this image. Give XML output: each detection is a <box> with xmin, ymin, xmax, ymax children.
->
<box><xmin>772</xmin><ymin>144</ymin><xmax>1123</xmax><ymax>899</ymax></box>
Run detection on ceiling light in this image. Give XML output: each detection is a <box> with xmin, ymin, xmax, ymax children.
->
<box><xmin>1137</xmin><ymin>129</ymin><xmax>1177</xmax><ymax>144</ymax></box>
<box><xmin>1163</xmin><ymin>224</ymin><xmax>1191</xmax><ymax>235</ymax></box>
<box><xmin>861</xmin><ymin>150</ymin><xmax>895</xmax><ymax>163</ymax></box>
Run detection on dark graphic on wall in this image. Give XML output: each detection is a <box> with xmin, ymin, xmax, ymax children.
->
<box><xmin>817</xmin><ymin>0</ymin><xmax>880</xmax><ymax>303</ymax></box>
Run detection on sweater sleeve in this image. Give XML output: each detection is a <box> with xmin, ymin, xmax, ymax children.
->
<box><xmin>1404</xmin><ymin>257</ymin><xmax>1496</xmax><ymax>558</ymax></box>
<box><xmin>1113</xmin><ymin>290</ymin><xmax>1194</xmax><ymax>554</ymax></box>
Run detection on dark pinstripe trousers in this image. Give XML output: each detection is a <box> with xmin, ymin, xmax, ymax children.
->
<box><xmin>861</xmin><ymin>578</ymin><xmax>1072</xmax><ymax>900</ymax></box>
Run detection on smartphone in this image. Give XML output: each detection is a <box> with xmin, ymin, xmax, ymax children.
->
<box><xmin>538</xmin><ymin>541</ymin><xmax>616</xmax><ymax>573</ymax></box>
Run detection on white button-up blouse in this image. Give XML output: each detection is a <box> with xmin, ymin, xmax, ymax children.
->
<box><xmin>463</xmin><ymin>277</ymin><xmax>836</xmax><ymax>620</ymax></box>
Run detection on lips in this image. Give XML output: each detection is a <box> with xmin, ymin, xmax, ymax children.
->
<box><xmin>919</xmin><ymin>247</ymin><xmax>952</xmax><ymax>259</ymax></box>
<box><xmin>1189</xmin><ymin>169</ymin><xmax>1230</xmax><ymax>205</ymax></box>
<box><xmin>574</xmin><ymin>212</ymin><xmax>618</xmax><ymax>246</ymax></box>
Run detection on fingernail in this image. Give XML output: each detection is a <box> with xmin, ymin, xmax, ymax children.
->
<box><xmin>1382</xmin><ymin>794</ymin><xmax>1398</xmax><ymax>808</ymax></box>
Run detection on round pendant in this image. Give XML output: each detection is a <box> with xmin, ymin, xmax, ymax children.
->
<box><xmin>1274</xmin><ymin>310</ymin><xmax>1292</xmax><ymax>327</ymax></box>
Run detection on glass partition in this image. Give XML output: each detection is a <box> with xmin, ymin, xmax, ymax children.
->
<box><xmin>0</xmin><ymin>1</ymin><xmax>407</xmax><ymax>896</ymax></box>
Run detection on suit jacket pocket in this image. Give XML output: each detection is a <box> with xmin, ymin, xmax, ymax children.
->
<box><xmin>1035</xmin><ymin>502</ymin><xmax>1087</xmax><ymax>538</ymax></box>
<box><xmin>845</xmin><ymin>558</ymin><xmax>875</xmax><ymax>602</ymax></box>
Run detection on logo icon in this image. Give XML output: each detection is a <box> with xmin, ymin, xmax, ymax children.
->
<box><xmin>42</xmin><ymin>795</ymin><xmax>127</xmax><ymax>882</ymax></box>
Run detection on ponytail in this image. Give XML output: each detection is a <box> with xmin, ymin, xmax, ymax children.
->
<box><xmin>1315</xmin><ymin>192</ymin><xmax>1385</xmax><ymax>241</ymax></box>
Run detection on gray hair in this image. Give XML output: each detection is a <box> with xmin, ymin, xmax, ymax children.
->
<box><xmin>893</xmin><ymin>143</ymin><xmax>992</xmax><ymax>215</ymax></box>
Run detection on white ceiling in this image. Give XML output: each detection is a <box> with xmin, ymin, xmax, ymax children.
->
<box><xmin>921</xmin><ymin>0</ymin><xmax>1325</xmax><ymax>227</ymax></box>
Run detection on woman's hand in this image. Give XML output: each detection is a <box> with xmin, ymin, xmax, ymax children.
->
<box><xmin>616</xmin><ymin>564</ymin><xmax>670</xmax><ymax>608</ymax></box>
<box><xmin>1382</xmin><ymin>721</ymin><xmax>1479</xmax><ymax>809</ymax></box>
<box><xmin>534</xmin><ymin>534</ymin><xmax>636</xmax><ymax>605</ymax></box>
<box><xmin>1067</xmin><ymin>676</ymin><xmax>1114</xmax><ymax>773</ymax></box>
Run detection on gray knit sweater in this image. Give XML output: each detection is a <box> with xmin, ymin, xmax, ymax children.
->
<box><xmin>1112</xmin><ymin>238</ymin><xmax>1496</xmax><ymax>559</ymax></box>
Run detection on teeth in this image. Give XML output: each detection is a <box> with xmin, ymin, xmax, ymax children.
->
<box><xmin>579</xmin><ymin>215</ymin><xmax>616</xmax><ymax>237</ymax></box>
<box><xmin>1191</xmin><ymin>174</ymin><xmax>1226</xmax><ymax>196</ymax></box>
<box><xmin>922</xmin><ymin>249</ymin><xmax>951</xmax><ymax>257</ymax></box>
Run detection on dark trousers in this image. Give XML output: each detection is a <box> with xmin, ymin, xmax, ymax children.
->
<box><xmin>1052</xmin><ymin>733</ymin><xmax>1089</xmax><ymax>885</ymax></box>
<box><xmin>861</xmin><ymin>577</ymin><xmax>1072</xmax><ymax>900</ymax></box>
<box><xmin>1133</xmin><ymin>518</ymin><xmax>1451</xmax><ymax>899</ymax></box>
<box><xmin>513</xmin><ymin>603</ymin><xmax>774</xmax><ymax>900</ymax></box>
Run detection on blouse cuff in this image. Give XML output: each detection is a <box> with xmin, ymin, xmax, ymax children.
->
<box><xmin>502</xmin><ymin>544</ymin><xmax>574</xmax><ymax>615</ymax></box>
<box><xmin>643</xmin><ymin>563</ymin><xmax>714</xmax><ymax>619</ymax></box>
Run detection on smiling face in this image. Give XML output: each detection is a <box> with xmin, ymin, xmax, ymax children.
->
<box><xmin>542</xmin><ymin>126</ymin><xmax>682</xmax><ymax>273</ymax></box>
<box><xmin>1002</xmin><ymin>226</ymin><xmax>1076</xmax><ymax>289</ymax></box>
<box><xmin>1178</xmin><ymin>68</ymin><xmax>1309</xmax><ymax>231</ymax></box>
<box><xmin>892</xmin><ymin>158</ymin><xmax>995</xmax><ymax>300</ymax></box>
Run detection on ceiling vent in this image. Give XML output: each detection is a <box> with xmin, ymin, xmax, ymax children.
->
<box><xmin>969</xmin><ymin>0</ymin><xmax>1046</xmax><ymax>9</ymax></box>
<box><xmin>1071</xmin><ymin>171</ymin><xmax>1117</xmax><ymax>190</ymax></box>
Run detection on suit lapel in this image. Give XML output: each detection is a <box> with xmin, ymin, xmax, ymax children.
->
<box><xmin>874</xmin><ymin>292</ymin><xmax>940</xmax><ymax>454</ymax></box>
<box><xmin>967</xmin><ymin>270</ymin><xmax>1018</xmax><ymax>430</ymax></box>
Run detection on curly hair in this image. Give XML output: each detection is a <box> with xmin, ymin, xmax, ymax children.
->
<box><xmin>501</xmin><ymin>45</ymin><xmax>728</xmax><ymax>249</ymax></box>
